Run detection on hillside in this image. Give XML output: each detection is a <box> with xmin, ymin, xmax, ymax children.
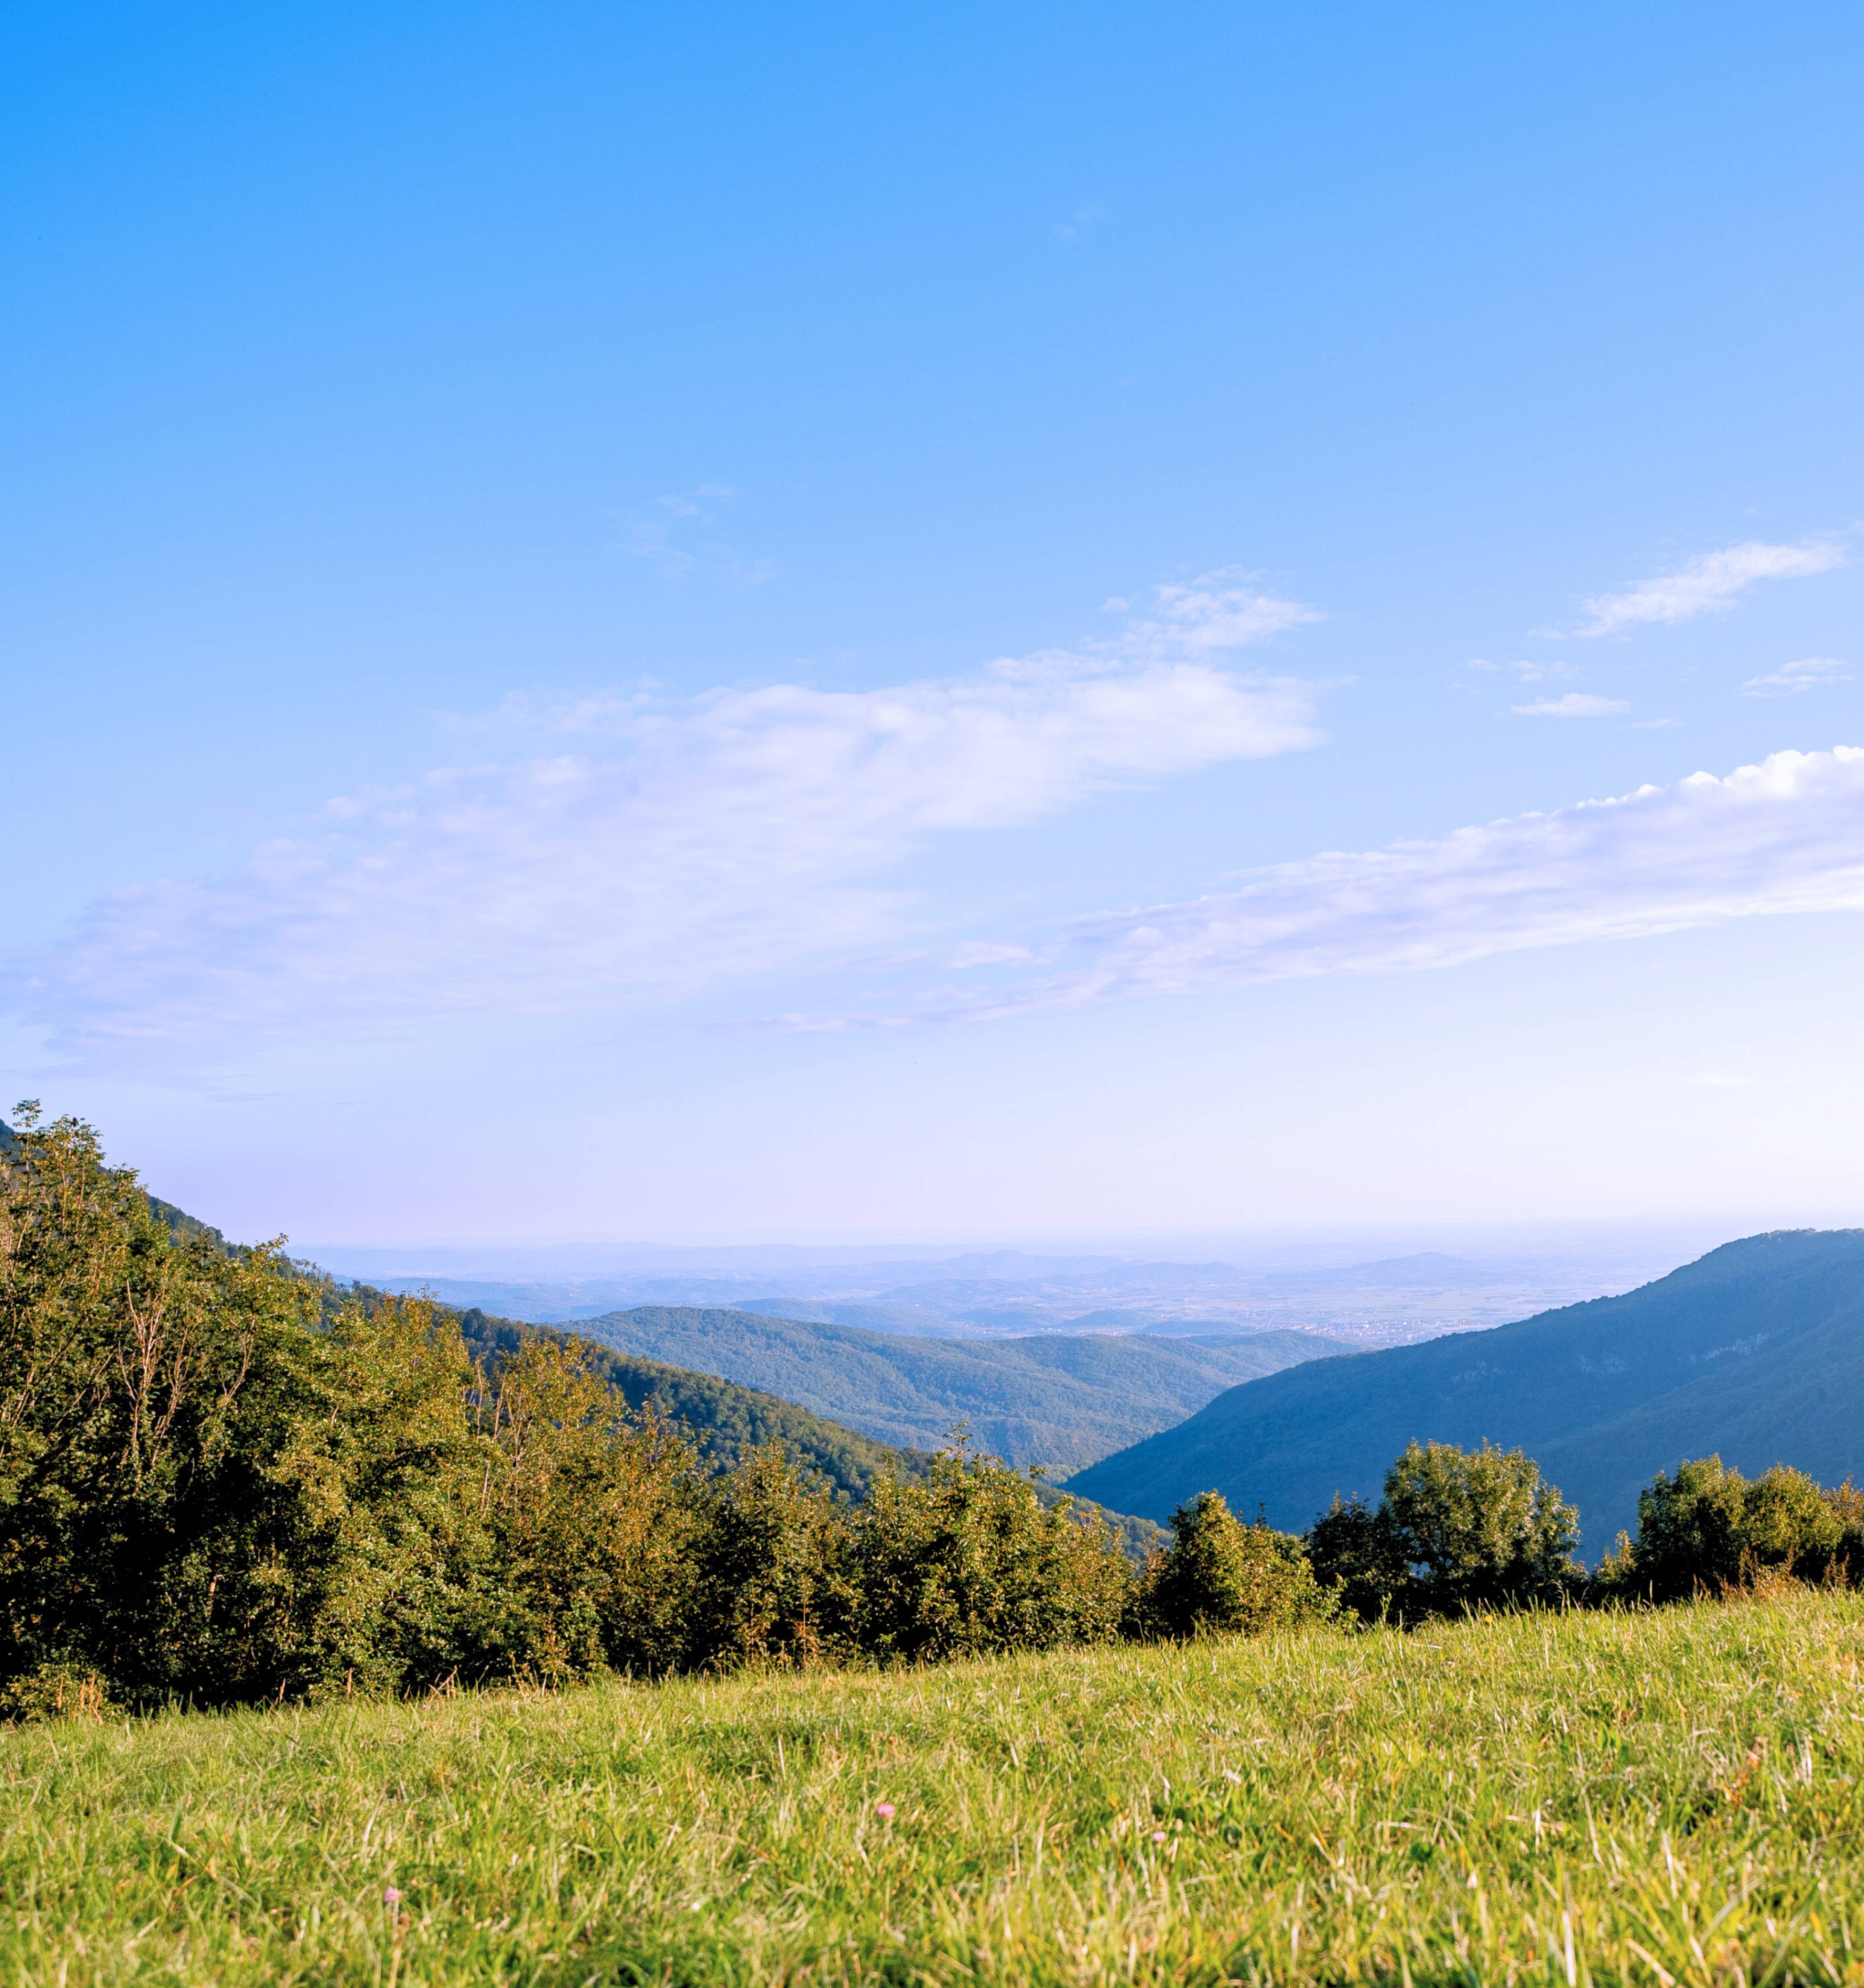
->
<box><xmin>1066</xmin><ymin>1228</ymin><xmax>1864</xmax><ymax>1549</ymax></box>
<box><xmin>5</xmin><ymin>1117</ymin><xmax>1160</xmax><ymax>1547</ymax></box>
<box><xmin>2</xmin><ymin>1119</ymin><xmax>235</xmax><ymax>1252</ymax></box>
<box><xmin>453</xmin><ymin>1309</ymin><xmax>931</xmax><ymax>1502</ymax></box>
<box><xmin>361</xmin><ymin>1299</ymin><xmax>1161</xmax><ymax>1552</ymax></box>
<box><xmin>574</xmin><ymin>1305</ymin><xmax>1350</xmax><ymax>1473</ymax></box>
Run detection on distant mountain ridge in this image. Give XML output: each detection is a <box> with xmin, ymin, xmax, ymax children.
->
<box><xmin>1065</xmin><ymin>1229</ymin><xmax>1864</xmax><ymax>1550</ymax></box>
<box><xmin>574</xmin><ymin>1305</ymin><xmax>1351</xmax><ymax>1472</ymax></box>
<box><xmin>319</xmin><ymin>1236</ymin><xmax>1682</xmax><ymax>1345</ymax></box>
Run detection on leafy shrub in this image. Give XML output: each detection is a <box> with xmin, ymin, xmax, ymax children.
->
<box><xmin>1304</xmin><ymin>1492</ymin><xmax>1410</xmax><ymax>1622</ymax></box>
<box><xmin>685</xmin><ymin>1443</ymin><xmax>858</xmax><ymax>1670</ymax></box>
<box><xmin>852</xmin><ymin>1438</ymin><xmax>1132</xmax><ymax>1663</ymax></box>
<box><xmin>1308</xmin><ymin>1441</ymin><xmax>1580</xmax><ymax>1620</ymax></box>
<box><xmin>480</xmin><ymin>1334</ymin><xmax>706</xmax><ymax>1681</ymax></box>
<box><xmin>1595</xmin><ymin>1456</ymin><xmax>1859</xmax><ymax>1602</ymax></box>
<box><xmin>0</xmin><ymin>1662</ymin><xmax>113</xmax><ymax>1725</ymax></box>
<box><xmin>1134</xmin><ymin>1492</ymin><xmax>1337</xmax><ymax>1639</ymax></box>
<box><xmin>1381</xmin><ymin>1439</ymin><xmax>1580</xmax><ymax>1614</ymax></box>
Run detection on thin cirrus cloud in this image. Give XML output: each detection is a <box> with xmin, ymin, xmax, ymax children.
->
<box><xmin>619</xmin><ymin>485</ymin><xmax>780</xmax><ymax>589</ymax></box>
<box><xmin>1576</xmin><ymin>537</ymin><xmax>1845</xmax><ymax>637</ymax></box>
<box><xmin>916</xmin><ymin>746</ymin><xmax>1864</xmax><ymax>1022</ymax></box>
<box><xmin>1742</xmin><ymin>658</ymin><xmax>1851</xmax><ymax>698</ymax></box>
<box><xmin>1512</xmin><ymin>693</ymin><xmax>1629</xmax><ymax>719</ymax></box>
<box><xmin>6</xmin><ymin>575</ymin><xmax>1321</xmax><ymax>1068</ymax></box>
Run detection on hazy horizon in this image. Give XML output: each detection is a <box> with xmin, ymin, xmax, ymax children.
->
<box><xmin>292</xmin><ymin>1217</ymin><xmax>1769</xmax><ymax>1275</ymax></box>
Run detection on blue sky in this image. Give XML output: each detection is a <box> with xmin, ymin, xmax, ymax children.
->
<box><xmin>7</xmin><ymin>2</ymin><xmax>1864</xmax><ymax>1244</ymax></box>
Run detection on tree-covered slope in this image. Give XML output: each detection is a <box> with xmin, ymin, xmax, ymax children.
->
<box><xmin>574</xmin><ymin>1305</ymin><xmax>1348</xmax><ymax>1473</ymax></box>
<box><xmin>1064</xmin><ymin>1230</ymin><xmax>1864</xmax><ymax>1549</ymax></box>
<box><xmin>2</xmin><ymin>1117</ymin><xmax>233</xmax><ymax>1253</ymax></box>
<box><xmin>2</xmin><ymin>1116</ymin><xmax>1163</xmax><ymax>1576</ymax></box>
<box><xmin>455</xmin><ymin>1310</ymin><xmax>931</xmax><ymax>1503</ymax></box>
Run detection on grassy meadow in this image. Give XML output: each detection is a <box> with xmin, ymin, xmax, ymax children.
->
<box><xmin>5</xmin><ymin>1592</ymin><xmax>1864</xmax><ymax>1986</ymax></box>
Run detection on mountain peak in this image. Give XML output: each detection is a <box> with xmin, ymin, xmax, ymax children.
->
<box><xmin>1066</xmin><ymin>1228</ymin><xmax>1864</xmax><ymax>1552</ymax></box>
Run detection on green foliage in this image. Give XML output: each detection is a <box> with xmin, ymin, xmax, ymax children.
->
<box><xmin>1307</xmin><ymin>1440</ymin><xmax>1580</xmax><ymax>1620</ymax></box>
<box><xmin>1133</xmin><ymin>1491</ymin><xmax>1337</xmax><ymax>1639</ymax></box>
<box><xmin>467</xmin><ymin>1333</ymin><xmax>705</xmax><ymax>1684</ymax></box>
<box><xmin>686</xmin><ymin>1443</ymin><xmax>859</xmax><ymax>1670</ymax></box>
<box><xmin>1381</xmin><ymin>1438</ymin><xmax>1580</xmax><ymax>1611</ymax></box>
<box><xmin>0</xmin><ymin>1661</ymin><xmax>113</xmax><ymax>1725</ymax></box>
<box><xmin>0</xmin><ymin>1116</ymin><xmax>709</xmax><ymax>1703</ymax></box>
<box><xmin>1302</xmin><ymin>1491</ymin><xmax>1410</xmax><ymax>1621</ymax></box>
<box><xmin>0</xmin><ymin>1107</ymin><xmax>318</xmax><ymax>1699</ymax></box>
<box><xmin>255</xmin><ymin>1294</ymin><xmax>497</xmax><ymax>1699</ymax></box>
<box><xmin>852</xmin><ymin>1439</ymin><xmax>1132</xmax><ymax>1663</ymax></box>
<box><xmin>1595</xmin><ymin>1454</ymin><xmax>1863</xmax><ymax>1602</ymax></box>
<box><xmin>0</xmin><ymin>1113</ymin><xmax>1159</xmax><ymax>1708</ymax></box>
<box><xmin>458</xmin><ymin>1311</ymin><xmax>929</xmax><ymax>1503</ymax></box>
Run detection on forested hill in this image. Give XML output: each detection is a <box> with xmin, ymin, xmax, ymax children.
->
<box><xmin>455</xmin><ymin>1310</ymin><xmax>1163</xmax><ymax>1552</ymax></box>
<box><xmin>2</xmin><ymin>1118</ymin><xmax>231</xmax><ymax>1253</ymax></box>
<box><xmin>2</xmin><ymin>1115</ymin><xmax>1159</xmax><ymax>1544</ymax></box>
<box><xmin>452</xmin><ymin>1309</ymin><xmax>930</xmax><ymax>1503</ymax></box>
<box><xmin>1066</xmin><ymin>1228</ymin><xmax>1864</xmax><ymax>1550</ymax></box>
<box><xmin>575</xmin><ymin>1305</ymin><xmax>1349</xmax><ymax>1474</ymax></box>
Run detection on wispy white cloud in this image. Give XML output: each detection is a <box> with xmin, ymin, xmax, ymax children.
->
<box><xmin>7</xmin><ymin>578</ymin><xmax>1321</xmax><ymax>1066</ymax></box>
<box><xmin>915</xmin><ymin>746</ymin><xmax>1864</xmax><ymax>1020</ymax></box>
<box><xmin>1119</xmin><ymin>568</ymin><xmax>1320</xmax><ymax>654</ymax></box>
<box><xmin>945</xmin><ymin>941</ymin><xmax>1037</xmax><ymax>968</ymax></box>
<box><xmin>1054</xmin><ymin>206</ymin><xmax>1107</xmax><ymax>246</ymax></box>
<box><xmin>1577</xmin><ymin>538</ymin><xmax>1844</xmax><ymax>636</ymax></box>
<box><xmin>1742</xmin><ymin>657</ymin><xmax>1851</xmax><ymax>698</ymax></box>
<box><xmin>1470</xmin><ymin>658</ymin><xmax>1577</xmax><ymax>684</ymax></box>
<box><xmin>619</xmin><ymin>486</ymin><xmax>778</xmax><ymax>588</ymax></box>
<box><xmin>1512</xmin><ymin>693</ymin><xmax>1628</xmax><ymax>719</ymax></box>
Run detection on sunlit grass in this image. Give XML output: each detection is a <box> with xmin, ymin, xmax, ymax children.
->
<box><xmin>3</xmin><ymin>1591</ymin><xmax>1863</xmax><ymax>1984</ymax></box>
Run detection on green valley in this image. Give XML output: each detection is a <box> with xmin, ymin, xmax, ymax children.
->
<box><xmin>576</xmin><ymin>1304</ymin><xmax>1349</xmax><ymax>1472</ymax></box>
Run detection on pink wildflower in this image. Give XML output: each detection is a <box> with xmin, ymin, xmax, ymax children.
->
<box><xmin>384</xmin><ymin>1887</ymin><xmax>405</xmax><ymax>1905</ymax></box>
<box><xmin>875</xmin><ymin>1802</ymin><xmax>896</xmax><ymax>1820</ymax></box>
<box><xmin>1151</xmin><ymin>1830</ymin><xmax>1166</xmax><ymax>1843</ymax></box>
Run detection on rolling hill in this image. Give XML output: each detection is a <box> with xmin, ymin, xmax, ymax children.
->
<box><xmin>457</xmin><ymin>1311</ymin><xmax>1161</xmax><ymax>1556</ymax></box>
<box><xmin>1</xmin><ymin>1120</ymin><xmax>1163</xmax><ymax>1549</ymax></box>
<box><xmin>453</xmin><ymin>1309</ymin><xmax>933</xmax><ymax>1503</ymax></box>
<box><xmin>1065</xmin><ymin>1228</ymin><xmax>1864</xmax><ymax>1551</ymax></box>
<box><xmin>574</xmin><ymin>1306</ymin><xmax>1351</xmax><ymax>1473</ymax></box>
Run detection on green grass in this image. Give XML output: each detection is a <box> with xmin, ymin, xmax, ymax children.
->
<box><xmin>6</xmin><ymin>1594</ymin><xmax>1864</xmax><ymax>1986</ymax></box>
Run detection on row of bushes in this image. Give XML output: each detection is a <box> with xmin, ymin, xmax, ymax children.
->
<box><xmin>1594</xmin><ymin>1456</ymin><xmax>1864</xmax><ymax>1601</ymax></box>
<box><xmin>0</xmin><ymin>1113</ymin><xmax>1334</xmax><ymax>1713</ymax></box>
<box><xmin>3</xmin><ymin>1113</ymin><xmax>1855</xmax><ymax>1713</ymax></box>
<box><xmin>1302</xmin><ymin>1439</ymin><xmax>1864</xmax><ymax>1622</ymax></box>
